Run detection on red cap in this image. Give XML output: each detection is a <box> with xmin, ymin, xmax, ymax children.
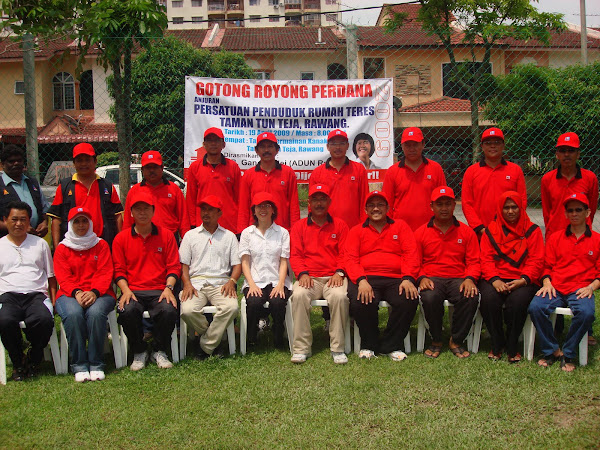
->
<box><xmin>251</xmin><ymin>192</ymin><xmax>276</xmax><ymax>208</ymax></box>
<box><xmin>256</xmin><ymin>132</ymin><xmax>279</xmax><ymax>147</ymax></box>
<box><xmin>73</xmin><ymin>143</ymin><xmax>95</xmax><ymax>158</ymax></box>
<box><xmin>365</xmin><ymin>190</ymin><xmax>389</xmax><ymax>207</ymax></box>
<box><xmin>481</xmin><ymin>127</ymin><xmax>504</xmax><ymax>142</ymax></box>
<box><xmin>141</xmin><ymin>150</ymin><xmax>163</xmax><ymax>167</ymax></box>
<box><xmin>563</xmin><ymin>192</ymin><xmax>589</xmax><ymax>208</ymax></box>
<box><xmin>308</xmin><ymin>184</ymin><xmax>331</xmax><ymax>198</ymax></box>
<box><xmin>67</xmin><ymin>206</ymin><xmax>92</xmax><ymax>222</ymax></box>
<box><xmin>199</xmin><ymin>195</ymin><xmax>223</xmax><ymax>210</ymax></box>
<box><xmin>401</xmin><ymin>127</ymin><xmax>424</xmax><ymax>143</ymax></box>
<box><xmin>327</xmin><ymin>129</ymin><xmax>348</xmax><ymax>142</ymax></box>
<box><xmin>431</xmin><ymin>186</ymin><xmax>455</xmax><ymax>202</ymax></box>
<box><xmin>130</xmin><ymin>190</ymin><xmax>155</xmax><ymax>208</ymax></box>
<box><xmin>204</xmin><ymin>127</ymin><xmax>224</xmax><ymax>139</ymax></box>
<box><xmin>556</xmin><ymin>132</ymin><xmax>580</xmax><ymax>149</ymax></box>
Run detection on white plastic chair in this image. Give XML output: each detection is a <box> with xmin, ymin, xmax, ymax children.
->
<box><xmin>353</xmin><ymin>301</ymin><xmax>412</xmax><ymax>354</ymax></box>
<box><xmin>59</xmin><ymin>309</ymin><xmax>125</xmax><ymax>372</ymax></box>
<box><xmin>416</xmin><ymin>297</ymin><xmax>484</xmax><ymax>353</ymax></box>
<box><xmin>1</xmin><ymin>320</ymin><xmax>65</xmax><ymax>385</ymax></box>
<box><xmin>523</xmin><ymin>307</ymin><xmax>588</xmax><ymax>366</ymax></box>
<box><xmin>179</xmin><ymin>306</ymin><xmax>236</xmax><ymax>359</ymax></box>
<box><xmin>119</xmin><ymin>310</ymin><xmax>179</xmax><ymax>365</ymax></box>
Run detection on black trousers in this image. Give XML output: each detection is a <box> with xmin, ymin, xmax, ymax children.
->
<box><xmin>117</xmin><ymin>290</ymin><xmax>178</xmax><ymax>354</ymax></box>
<box><xmin>479</xmin><ymin>279</ymin><xmax>538</xmax><ymax>356</ymax></box>
<box><xmin>349</xmin><ymin>276</ymin><xmax>418</xmax><ymax>354</ymax></box>
<box><xmin>243</xmin><ymin>285</ymin><xmax>290</xmax><ymax>346</ymax></box>
<box><xmin>420</xmin><ymin>277</ymin><xmax>478</xmax><ymax>344</ymax></box>
<box><xmin>0</xmin><ymin>292</ymin><xmax>54</xmax><ymax>367</ymax></box>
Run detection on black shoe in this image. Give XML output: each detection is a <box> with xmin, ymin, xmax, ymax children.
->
<box><xmin>194</xmin><ymin>348</ymin><xmax>211</xmax><ymax>361</ymax></box>
<box><xmin>212</xmin><ymin>344</ymin><xmax>226</xmax><ymax>358</ymax></box>
<box><xmin>273</xmin><ymin>334</ymin><xmax>285</xmax><ymax>350</ymax></box>
<box><xmin>25</xmin><ymin>364</ymin><xmax>39</xmax><ymax>379</ymax></box>
<box><xmin>12</xmin><ymin>367</ymin><xmax>26</xmax><ymax>382</ymax></box>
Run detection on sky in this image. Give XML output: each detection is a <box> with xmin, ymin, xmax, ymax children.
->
<box><xmin>340</xmin><ymin>0</ymin><xmax>600</xmax><ymax>28</ymax></box>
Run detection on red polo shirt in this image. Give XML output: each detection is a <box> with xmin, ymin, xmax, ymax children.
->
<box><xmin>541</xmin><ymin>166</ymin><xmax>598</xmax><ymax>238</ymax></box>
<box><xmin>48</xmin><ymin>174</ymin><xmax>123</xmax><ymax>237</ymax></box>
<box><xmin>344</xmin><ymin>217</ymin><xmax>419</xmax><ymax>284</ymax></box>
<box><xmin>480</xmin><ymin>226</ymin><xmax>544</xmax><ymax>285</ymax></box>
<box><xmin>290</xmin><ymin>214</ymin><xmax>349</xmax><ymax>278</ymax></box>
<box><xmin>112</xmin><ymin>223</ymin><xmax>181</xmax><ymax>291</ymax></box>
<box><xmin>309</xmin><ymin>158</ymin><xmax>368</xmax><ymax>228</ymax></box>
<box><xmin>54</xmin><ymin>239</ymin><xmax>115</xmax><ymax>301</ymax></box>
<box><xmin>382</xmin><ymin>157</ymin><xmax>446</xmax><ymax>231</ymax></box>
<box><xmin>238</xmin><ymin>162</ymin><xmax>300</xmax><ymax>232</ymax></box>
<box><xmin>186</xmin><ymin>154</ymin><xmax>241</xmax><ymax>233</ymax></box>
<box><xmin>461</xmin><ymin>159</ymin><xmax>526</xmax><ymax>233</ymax></box>
<box><xmin>124</xmin><ymin>179</ymin><xmax>190</xmax><ymax>237</ymax></box>
<box><xmin>414</xmin><ymin>217</ymin><xmax>480</xmax><ymax>281</ymax></box>
<box><xmin>542</xmin><ymin>226</ymin><xmax>600</xmax><ymax>294</ymax></box>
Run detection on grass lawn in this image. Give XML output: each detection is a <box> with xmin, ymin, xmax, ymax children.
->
<box><xmin>2</xmin><ymin>299</ymin><xmax>600</xmax><ymax>449</ymax></box>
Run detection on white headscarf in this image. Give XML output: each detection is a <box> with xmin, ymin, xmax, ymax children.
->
<box><xmin>60</xmin><ymin>214</ymin><xmax>100</xmax><ymax>251</ymax></box>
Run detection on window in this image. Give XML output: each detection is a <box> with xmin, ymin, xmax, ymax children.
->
<box><xmin>325</xmin><ymin>0</ymin><xmax>337</xmax><ymax>4</ymax></box>
<box><xmin>52</xmin><ymin>72</ymin><xmax>75</xmax><ymax>110</ymax></box>
<box><xmin>79</xmin><ymin>70</ymin><xmax>94</xmax><ymax>110</ymax></box>
<box><xmin>255</xmin><ymin>71</ymin><xmax>271</xmax><ymax>80</ymax></box>
<box><xmin>104</xmin><ymin>168</ymin><xmax>137</xmax><ymax>186</ymax></box>
<box><xmin>327</xmin><ymin>63</ymin><xmax>347</xmax><ymax>80</ymax></box>
<box><xmin>268</xmin><ymin>15</ymin><xmax>279</xmax><ymax>22</ymax></box>
<box><xmin>192</xmin><ymin>16</ymin><xmax>203</xmax><ymax>23</ymax></box>
<box><xmin>301</xmin><ymin>72</ymin><xmax>314</xmax><ymax>80</ymax></box>
<box><xmin>14</xmin><ymin>81</ymin><xmax>24</xmax><ymax>95</ymax></box>
<box><xmin>249</xmin><ymin>15</ymin><xmax>261</xmax><ymax>22</ymax></box>
<box><xmin>172</xmin><ymin>0</ymin><xmax>183</xmax><ymax>7</ymax></box>
<box><xmin>192</xmin><ymin>0</ymin><xmax>203</xmax><ymax>5</ymax></box>
<box><xmin>268</xmin><ymin>0</ymin><xmax>278</xmax><ymax>5</ymax></box>
<box><xmin>172</xmin><ymin>16</ymin><xmax>184</xmax><ymax>24</ymax></box>
<box><xmin>325</xmin><ymin>13</ymin><xmax>337</xmax><ymax>22</ymax></box>
<box><xmin>442</xmin><ymin>62</ymin><xmax>491</xmax><ymax>100</ymax></box>
<box><xmin>363</xmin><ymin>57</ymin><xmax>385</xmax><ymax>79</ymax></box>
<box><xmin>249</xmin><ymin>0</ymin><xmax>259</xmax><ymax>4</ymax></box>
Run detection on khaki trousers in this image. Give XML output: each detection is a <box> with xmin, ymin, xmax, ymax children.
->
<box><xmin>291</xmin><ymin>277</ymin><xmax>348</xmax><ymax>354</ymax></box>
<box><xmin>180</xmin><ymin>284</ymin><xmax>238</xmax><ymax>354</ymax></box>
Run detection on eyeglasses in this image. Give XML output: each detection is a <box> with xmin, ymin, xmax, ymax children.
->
<box><xmin>566</xmin><ymin>207</ymin><xmax>585</xmax><ymax>213</ymax></box>
<box><xmin>366</xmin><ymin>203</ymin><xmax>387</xmax><ymax>209</ymax></box>
<box><xmin>256</xmin><ymin>203</ymin><xmax>273</xmax><ymax>210</ymax></box>
<box><xmin>483</xmin><ymin>140</ymin><xmax>503</xmax><ymax>146</ymax></box>
<box><xmin>557</xmin><ymin>148</ymin><xmax>578</xmax><ymax>154</ymax></box>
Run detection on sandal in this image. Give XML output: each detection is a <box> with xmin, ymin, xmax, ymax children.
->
<box><xmin>560</xmin><ymin>356</ymin><xmax>576</xmax><ymax>372</ymax></box>
<box><xmin>538</xmin><ymin>353</ymin><xmax>560</xmax><ymax>367</ymax></box>
<box><xmin>488</xmin><ymin>350</ymin><xmax>502</xmax><ymax>361</ymax></box>
<box><xmin>450</xmin><ymin>346</ymin><xmax>469</xmax><ymax>358</ymax></box>
<box><xmin>588</xmin><ymin>335</ymin><xmax>597</xmax><ymax>346</ymax></box>
<box><xmin>424</xmin><ymin>344</ymin><xmax>442</xmax><ymax>359</ymax></box>
<box><xmin>508</xmin><ymin>352</ymin><xmax>522</xmax><ymax>364</ymax></box>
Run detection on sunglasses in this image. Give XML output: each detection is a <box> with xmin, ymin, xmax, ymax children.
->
<box><xmin>557</xmin><ymin>148</ymin><xmax>578</xmax><ymax>154</ymax></box>
<box><xmin>566</xmin><ymin>207</ymin><xmax>585</xmax><ymax>213</ymax></box>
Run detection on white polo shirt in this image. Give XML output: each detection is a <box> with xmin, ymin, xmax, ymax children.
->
<box><xmin>239</xmin><ymin>223</ymin><xmax>291</xmax><ymax>290</ymax></box>
<box><xmin>0</xmin><ymin>234</ymin><xmax>54</xmax><ymax>296</ymax></box>
<box><xmin>179</xmin><ymin>224</ymin><xmax>240</xmax><ymax>289</ymax></box>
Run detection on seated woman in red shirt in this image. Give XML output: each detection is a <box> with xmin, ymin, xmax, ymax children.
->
<box><xmin>54</xmin><ymin>207</ymin><xmax>116</xmax><ymax>382</ymax></box>
<box><xmin>479</xmin><ymin>191</ymin><xmax>544</xmax><ymax>363</ymax></box>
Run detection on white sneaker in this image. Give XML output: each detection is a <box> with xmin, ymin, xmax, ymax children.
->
<box><xmin>90</xmin><ymin>370</ymin><xmax>105</xmax><ymax>381</ymax></box>
<box><xmin>389</xmin><ymin>350</ymin><xmax>408</xmax><ymax>361</ymax></box>
<box><xmin>130</xmin><ymin>352</ymin><xmax>148</xmax><ymax>371</ymax></box>
<box><xmin>74</xmin><ymin>371</ymin><xmax>90</xmax><ymax>383</ymax></box>
<box><xmin>331</xmin><ymin>352</ymin><xmax>348</xmax><ymax>364</ymax></box>
<box><xmin>151</xmin><ymin>351</ymin><xmax>173</xmax><ymax>369</ymax></box>
<box><xmin>290</xmin><ymin>353</ymin><xmax>308</xmax><ymax>364</ymax></box>
<box><xmin>359</xmin><ymin>349</ymin><xmax>376</xmax><ymax>359</ymax></box>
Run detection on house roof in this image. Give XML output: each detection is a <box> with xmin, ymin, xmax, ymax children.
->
<box><xmin>399</xmin><ymin>97</ymin><xmax>479</xmax><ymax>113</ymax></box>
<box><xmin>219</xmin><ymin>26</ymin><xmax>342</xmax><ymax>51</ymax></box>
<box><xmin>0</xmin><ymin>117</ymin><xmax>117</xmax><ymax>144</ymax></box>
<box><xmin>167</xmin><ymin>29</ymin><xmax>209</xmax><ymax>48</ymax></box>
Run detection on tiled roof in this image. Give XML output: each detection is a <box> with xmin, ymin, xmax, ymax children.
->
<box><xmin>399</xmin><ymin>97</ymin><xmax>479</xmax><ymax>113</ymax></box>
<box><xmin>357</xmin><ymin>26</ymin><xmax>443</xmax><ymax>47</ymax></box>
<box><xmin>219</xmin><ymin>27</ymin><xmax>342</xmax><ymax>51</ymax></box>
<box><xmin>0</xmin><ymin>36</ymin><xmax>72</xmax><ymax>60</ymax></box>
<box><xmin>501</xmin><ymin>28</ymin><xmax>600</xmax><ymax>49</ymax></box>
<box><xmin>167</xmin><ymin>29</ymin><xmax>209</xmax><ymax>48</ymax></box>
<box><xmin>0</xmin><ymin>121</ymin><xmax>117</xmax><ymax>144</ymax></box>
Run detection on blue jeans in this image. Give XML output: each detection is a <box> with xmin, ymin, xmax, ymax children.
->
<box><xmin>528</xmin><ymin>291</ymin><xmax>595</xmax><ymax>359</ymax></box>
<box><xmin>55</xmin><ymin>295</ymin><xmax>116</xmax><ymax>373</ymax></box>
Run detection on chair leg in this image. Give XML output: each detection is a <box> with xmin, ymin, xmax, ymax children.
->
<box><xmin>353</xmin><ymin>322</ymin><xmax>360</xmax><ymax>355</ymax></box>
<box><xmin>107</xmin><ymin>310</ymin><xmax>124</xmax><ymax>369</ymax></box>
<box><xmin>179</xmin><ymin>316</ymin><xmax>187</xmax><ymax>360</ymax></box>
<box><xmin>0</xmin><ymin>338</ymin><xmax>7</xmax><ymax>385</ymax></box>
<box><xmin>416</xmin><ymin>306</ymin><xmax>426</xmax><ymax>353</ymax></box>
<box><xmin>580</xmin><ymin>332</ymin><xmax>588</xmax><ymax>366</ymax></box>
<box><xmin>240</xmin><ymin>298</ymin><xmax>247</xmax><ymax>355</ymax></box>
<box><xmin>404</xmin><ymin>331</ymin><xmax>411</xmax><ymax>354</ymax></box>
<box><xmin>226</xmin><ymin>321</ymin><xmax>236</xmax><ymax>355</ymax></box>
<box><xmin>523</xmin><ymin>316</ymin><xmax>535</xmax><ymax>361</ymax></box>
<box><xmin>48</xmin><ymin>328</ymin><xmax>64</xmax><ymax>374</ymax></box>
<box><xmin>470</xmin><ymin>309</ymin><xmax>483</xmax><ymax>354</ymax></box>
<box><xmin>171</xmin><ymin>328</ymin><xmax>179</xmax><ymax>363</ymax></box>
<box><xmin>344</xmin><ymin>313</ymin><xmax>351</xmax><ymax>354</ymax></box>
<box><xmin>59</xmin><ymin>323</ymin><xmax>69</xmax><ymax>374</ymax></box>
<box><xmin>285</xmin><ymin>299</ymin><xmax>294</xmax><ymax>355</ymax></box>
<box><xmin>120</xmin><ymin>326</ymin><xmax>128</xmax><ymax>366</ymax></box>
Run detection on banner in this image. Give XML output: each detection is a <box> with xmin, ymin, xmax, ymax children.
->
<box><xmin>184</xmin><ymin>77</ymin><xmax>394</xmax><ymax>183</ymax></box>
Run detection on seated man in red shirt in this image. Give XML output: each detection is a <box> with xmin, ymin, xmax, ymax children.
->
<box><xmin>528</xmin><ymin>193</ymin><xmax>599</xmax><ymax>372</ymax></box>
<box><xmin>113</xmin><ymin>191</ymin><xmax>181</xmax><ymax>371</ymax></box>
<box><xmin>345</xmin><ymin>191</ymin><xmax>419</xmax><ymax>361</ymax></box>
<box><xmin>415</xmin><ymin>186</ymin><xmax>480</xmax><ymax>359</ymax></box>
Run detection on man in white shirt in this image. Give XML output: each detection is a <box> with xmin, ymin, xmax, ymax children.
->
<box><xmin>0</xmin><ymin>201</ymin><xmax>56</xmax><ymax>381</ymax></box>
<box><xmin>179</xmin><ymin>195</ymin><xmax>241</xmax><ymax>359</ymax></box>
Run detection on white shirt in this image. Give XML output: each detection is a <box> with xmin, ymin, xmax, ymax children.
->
<box><xmin>179</xmin><ymin>224</ymin><xmax>240</xmax><ymax>289</ymax></box>
<box><xmin>0</xmin><ymin>234</ymin><xmax>54</xmax><ymax>296</ymax></box>
<box><xmin>239</xmin><ymin>223</ymin><xmax>291</xmax><ymax>290</ymax></box>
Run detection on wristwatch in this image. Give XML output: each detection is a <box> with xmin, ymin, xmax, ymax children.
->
<box><xmin>336</xmin><ymin>270</ymin><xmax>345</xmax><ymax>278</ymax></box>
<box><xmin>166</xmin><ymin>285</ymin><xmax>174</xmax><ymax>291</ymax></box>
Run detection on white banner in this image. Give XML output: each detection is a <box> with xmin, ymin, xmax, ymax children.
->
<box><xmin>184</xmin><ymin>77</ymin><xmax>394</xmax><ymax>183</ymax></box>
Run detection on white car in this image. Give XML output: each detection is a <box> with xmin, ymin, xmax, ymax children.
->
<box><xmin>96</xmin><ymin>164</ymin><xmax>186</xmax><ymax>197</ymax></box>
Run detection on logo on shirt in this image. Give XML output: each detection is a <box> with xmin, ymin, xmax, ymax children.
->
<box><xmin>68</xmin><ymin>189</ymin><xmax>73</xmax><ymax>196</ymax></box>
<box><xmin>427</xmin><ymin>175</ymin><xmax>432</xmax><ymax>179</ymax></box>
<box><xmin>33</xmin><ymin>186</ymin><xmax>38</xmax><ymax>191</ymax></box>
<box><xmin>227</xmin><ymin>177</ymin><xmax>231</xmax><ymax>182</ymax></box>
<box><xmin>506</xmin><ymin>176</ymin><xmax>511</xmax><ymax>180</ymax></box>
<box><xmin>281</xmin><ymin>181</ymin><xmax>285</xmax><ymax>186</ymax></box>
<box><xmin>104</xmin><ymin>188</ymin><xmax>109</xmax><ymax>195</ymax></box>
<box><xmin>168</xmin><ymin>193</ymin><xmax>172</xmax><ymax>198</ymax></box>
<box><xmin>331</xmin><ymin>234</ymin><xmax>337</xmax><ymax>238</ymax></box>
<box><xmin>3</xmin><ymin>189</ymin><xmax>8</xmax><ymax>195</ymax></box>
<box><xmin>351</xmin><ymin>176</ymin><xmax>356</xmax><ymax>181</ymax></box>
<box><xmin>393</xmin><ymin>235</ymin><xmax>398</xmax><ymax>240</ymax></box>
<box><xmin>94</xmin><ymin>255</ymin><xmax>98</xmax><ymax>260</ymax></box>
<box><xmin>157</xmin><ymin>247</ymin><xmax>163</xmax><ymax>252</ymax></box>
<box><xmin>457</xmin><ymin>239</ymin><xmax>463</xmax><ymax>244</ymax></box>
<box><xmin>589</xmin><ymin>251</ymin><xmax>594</xmax><ymax>256</ymax></box>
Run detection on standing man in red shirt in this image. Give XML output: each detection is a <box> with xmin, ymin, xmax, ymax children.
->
<box><xmin>461</xmin><ymin>128</ymin><xmax>526</xmax><ymax>236</ymax></box>
<box><xmin>238</xmin><ymin>132</ymin><xmax>300</xmax><ymax>232</ymax></box>
<box><xmin>124</xmin><ymin>151</ymin><xmax>189</xmax><ymax>240</ymax></box>
<box><xmin>345</xmin><ymin>191</ymin><xmax>420</xmax><ymax>361</ymax></box>
<box><xmin>528</xmin><ymin>193</ymin><xmax>599</xmax><ymax>372</ymax></box>
<box><xmin>289</xmin><ymin>184</ymin><xmax>350</xmax><ymax>364</ymax></box>
<box><xmin>186</xmin><ymin>127</ymin><xmax>241</xmax><ymax>233</ymax></box>
<box><xmin>415</xmin><ymin>186</ymin><xmax>480</xmax><ymax>359</ymax></box>
<box><xmin>48</xmin><ymin>143</ymin><xmax>123</xmax><ymax>247</ymax></box>
<box><xmin>382</xmin><ymin>127</ymin><xmax>446</xmax><ymax>231</ymax></box>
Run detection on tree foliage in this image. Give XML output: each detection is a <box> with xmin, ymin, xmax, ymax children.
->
<box><xmin>0</xmin><ymin>0</ymin><xmax>76</xmax><ymax>36</ymax></box>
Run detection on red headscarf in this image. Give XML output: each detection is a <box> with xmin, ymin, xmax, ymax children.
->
<box><xmin>485</xmin><ymin>191</ymin><xmax>538</xmax><ymax>267</ymax></box>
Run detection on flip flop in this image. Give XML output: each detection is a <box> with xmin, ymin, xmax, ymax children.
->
<box><xmin>538</xmin><ymin>353</ymin><xmax>560</xmax><ymax>367</ymax></box>
<box><xmin>450</xmin><ymin>346</ymin><xmax>469</xmax><ymax>358</ymax></box>
<box><xmin>508</xmin><ymin>352</ymin><xmax>522</xmax><ymax>364</ymax></box>
<box><xmin>560</xmin><ymin>356</ymin><xmax>576</xmax><ymax>372</ymax></box>
<box><xmin>424</xmin><ymin>344</ymin><xmax>442</xmax><ymax>359</ymax></box>
<box><xmin>488</xmin><ymin>350</ymin><xmax>502</xmax><ymax>361</ymax></box>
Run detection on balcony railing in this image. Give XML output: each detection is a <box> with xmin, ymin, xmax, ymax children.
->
<box><xmin>207</xmin><ymin>2</ymin><xmax>225</xmax><ymax>11</ymax></box>
<box><xmin>304</xmin><ymin>1</ymin><xmax>320</xmax><ymax>9</ymax></box>
<box><xmin>227</xmin><ymin>1</ymin><xmax>243</xmax><ymax>10</ymax></box>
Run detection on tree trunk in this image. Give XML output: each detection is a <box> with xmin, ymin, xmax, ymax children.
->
<box><xmin>470</xmin><ymin>90</ymin><xmax>480</xmax><ymax>163</ymax></box>
<box><xmin>110</xmin><ymin>57</ymin><xmax>131</xmax><ymax>205</ymax></box>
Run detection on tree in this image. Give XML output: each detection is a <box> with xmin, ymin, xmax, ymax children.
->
<box><xmin>384</xmin><ymin>0</ymin><xmax>564</xmax><ymax>159</ymax></box>
<box><xmin>125</xmin><ymin>35</ymin><xmax>255</xmax><ymax>168</ymax></box>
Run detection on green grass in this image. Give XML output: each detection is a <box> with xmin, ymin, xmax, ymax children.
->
<box><xmin>2</xmin><ymin>304</ymin><xmax>600</xmax><ymax>448</ymax></box>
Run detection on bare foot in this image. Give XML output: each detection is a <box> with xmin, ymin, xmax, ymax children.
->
<box><xmin>424</xmin><ymin>342</ymin><xmax>442</xmax><ymax>358</ymax></box>
<box><xmin>538</xmin><ymin>349</ymin><xmax>562</xmax><ymax>367</ymax></box>
<box><xmin>449</xmin><ymin>338</ymin><xmax>469</xmax><ymax>358</ymax></box>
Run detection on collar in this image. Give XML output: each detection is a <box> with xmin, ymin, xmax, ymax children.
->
<box><xmin>198</xmin><ymin>223</ymin><xmax>225</xmax><ymax>234</ymax></box>
<box><xmin>1</xmin><ymin>172</ymin><xmax>28</xmax><ymax>185</ymax></box>
<box><xmin>565</xmin><ymin>224</ymin><xmax>592</xmax><ymax>238</ymax></box>
<box><xmin>131</xmin><ymin>223</ymin><xmax>159</xmax><ymax>237</ymax></box>
<box><xmin>556</xmin><ymin>165</ymin><xmax>582</xmax><ymax>180</ymax></box>
<box><xmin>73</xmin><ymin>173</ymin><xmax>100</xmax><ymax>182</ymax></box>
<box><xmin>325</xmin><ymin>157</ymin><xmax>350</xmax><ymax>169</ymax></box>
<box><xmin>427</xmin><ymin>216</ymin><xmax>460</xmax><ymax>228</ymax></box>
<box><xmin>398</xmin><ymin>156</ymin><xmax>429</xmax><ymax>168</ymax></box>
<box><xmin>479</xmin><ymin>157</ymin><xmax>508</xmax><ymax>167</ymax></box>
<box><xmin>255</xmin><ymin>161</ymin><xmax>282</xmax><ymax>172</ymax></box>
<box><xmin>141</xmin><ymin>176</ymin><xmax>169</xmax><ymax>186</ymax></box>
<box><xmin>362</xmin><ymin>216</ymin><xmax>394</xmax><ymax>228</ymax></box>
<box><xmin>307</xmin><ymin>213</ymin><xmax>334</xmax><ymax>226</ymax></box>
<box><xmin>203</xmin><ymin>154</ymin><xmax>227</xmax><ymax>166</ymax></box>
<box><xmin>249</xmin><ymin>222</ymin><xmax>279</xmax><ymax>234</ymax></box>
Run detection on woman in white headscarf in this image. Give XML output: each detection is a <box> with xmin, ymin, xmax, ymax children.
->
<box><xmin>54</xmin><ymin>206</ymin><xmax>116</xmax><ymax>382</ymax></box>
